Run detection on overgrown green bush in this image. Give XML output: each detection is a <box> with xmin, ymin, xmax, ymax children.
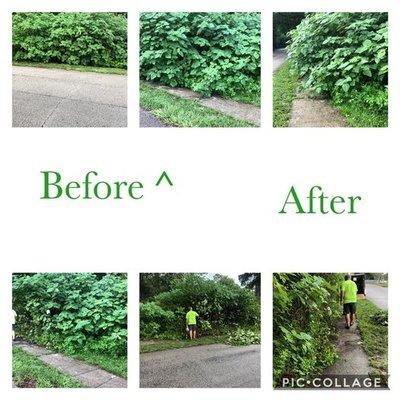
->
<box><xmin>140</xmin><ymin>274</ymin><xmax>260</xmax><ymax>339</ymax></box>
<box><xmin>273</xmin><ymin>273</ymin><xmax>342</xmax><ymax>387</ymax></box>
<box><xmin>13</xmin><ymin>273</ymin><xmax>127</xmax><ymax>356</ymax></box>
<box><xmin>12</xmin><ymin>13</ymin><xmax>127</xmax><ymax>68</ymax></box>
<box><xmin>140</xmin><ymin>12</ymin><xmax>260</xmax><ymax>100</ymax></box>
<box><xmin>288</xmin><ymin>13</ymin><xmax>388</xmax><ymax>95</ymax></box>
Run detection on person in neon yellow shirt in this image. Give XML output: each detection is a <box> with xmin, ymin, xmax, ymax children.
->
<box><xmin>186</xmin><ymin>307</ymin><xmax>199</xmax><ymax>340</ymax></box>
<box><xmin>341</xmin><ymin>274</ymin><xmax>358</xmax><ymax>329</ymax></box>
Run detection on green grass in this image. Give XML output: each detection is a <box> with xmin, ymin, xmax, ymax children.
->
<box><xmin>70</xmin><ymin>351</ymin><xmax>127</xmax><ymax>379</ymax></box>
<box><xmin>333</xmin><ymin>101</ymin><xmax>388</xmax><ymax>128</ymax></box>
<box><xmin>224</xmin><ymin>82</ymin><xmax>261</xmax><ymax>107</ymax></box>
<box><xmin>140</xmin><ymin>335</ymin><xmax>228</xmax><ymax>353</ymax></box>
<box><xmin>356</xmin><ymin>299</ymin><xmax>388</xmax><ymax>377</ymax></box>
<box><xmin>13</xmin><ymin>61</ymin><xmax>127</xmax><ymax>75</ymax></box>
<box><xmin>273</xmin><ymin>61</ymin><xmax>298</xmax><ymax>127</ymax></box>
<box><xmin>13</xmin><ymin>347</ymin><xmax>84</xmax><ymax>388</ymax></box>
<box><xmin>140</xmin><ymin>82</ymin><xmax>255</xmax><ymax>127</ymax></box>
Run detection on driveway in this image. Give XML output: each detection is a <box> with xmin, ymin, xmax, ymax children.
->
<box><xmin>273</xmin><ymin>48</ymin><xmax>287</xmax><ymax>72</ymax></box>
<box><xmin>140</xmin><ymin>343</ymin><xmax>261</xmax><ymax>388</ymax></box>
<box><xmin>366</xmin><ymin>283</ymin><xmax>388</xmax><ymax>309</ymax></box>
<box><xmin>12</xmin><ymin>66</ymin><xmax>127</xmax><ymax>127</ymax></box>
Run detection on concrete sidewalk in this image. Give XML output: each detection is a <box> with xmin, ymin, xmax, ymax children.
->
<box><xmin>13</xmin><ymin>66</ymin><xmax>127</xmax><ymax>127</ymax></box>
<box><xmin>14</xmin><ymin>342</ymin><xmax>127</xmax><ymax>388</ymax></box>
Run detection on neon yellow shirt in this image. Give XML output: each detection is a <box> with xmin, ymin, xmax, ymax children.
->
<box><xmin>186</xmin><ymin>310</ymin><xmax>199</xmax><ymax>325</ymax></box>
<box><xmin>342</xmin><ymin>280</ymin><xmax>358</xmax><ymax>303</ymax></box>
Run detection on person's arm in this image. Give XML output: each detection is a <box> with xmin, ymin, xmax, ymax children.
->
<box><xmin>340</xmin><ymin>289</ymin><xmax>344</xmax><ymax>303</ymax></box>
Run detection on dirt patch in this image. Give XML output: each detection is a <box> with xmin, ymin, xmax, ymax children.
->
<box><xmin>289</xmin><ymin>97</ymin><xmax>348</xmax><ymax>127</ymax></box>
<box><xmin>15</xmin><ymin>378</ymin><xmax>37</xmax><ymax>388</ymax></box>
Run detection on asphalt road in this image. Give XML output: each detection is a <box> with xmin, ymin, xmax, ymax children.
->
<box><xmin>139</xmin><ymin>108</ymin><xmax>166</xmax><ymax>127</ymax></box>
<box><xmin>366</xmin><ymin>283</ymin><xmax>388</xmax><ymax>309</ymax></box>
<box><xmin>273</xmin><ymin>48</ymin><xmax>287</xmax><ymax>72</ymax></box>
<box><xmin>140</xmin><ymin>343</ymin><xmax>261</xmax><ymax>388</ymax></box>
<box><xmin>13</xmin><ymin>66</ymin><xmax>127</xmax><ymax>127</ymax></box>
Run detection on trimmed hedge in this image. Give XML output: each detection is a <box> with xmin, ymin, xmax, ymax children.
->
<box><xmin>12</xmin><ymin>13</ymin><xmax>127</xmax><ymax>68</ymax></box>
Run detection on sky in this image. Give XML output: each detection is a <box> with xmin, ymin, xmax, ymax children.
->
<box><xmin>206</xmin><ymin>273</ymin><xmax>242</xmax><ymax>285</ymax></box>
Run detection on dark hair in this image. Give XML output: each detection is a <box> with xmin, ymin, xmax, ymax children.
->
<box><xmin>345</xmin><ymin>274</ymin><xmax>351</xmax><ymax>280</ymax></box>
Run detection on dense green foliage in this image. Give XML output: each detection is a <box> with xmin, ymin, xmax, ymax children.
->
<box><xmin>273</xmin><ymin>61</ymin><xmax>298</xmax><ymax>127</ymax></box>
<box><xmin>140</xmin><ymin>274</ymin><xmax>260</xmax><ymax>340</ymax></box>
<box><xmin>140</xmin><ymin>12</ymin><xmax>260</xmax><ymax>102</ymax></box>
<box><xmin>273</xmin><ymin>13</ymin><xmax>305</xmax><ymax>49</ymax></box>
<box><xmin>287</xmin><ymin>12</ymin><xmax>388</xmax><ymax>124</ymax></box>
<box><xmin>13</xmin><ymin>347</ymin><xmax>84</xmax><ymax>388</ymax></box>
<box><xmin>273</xmin><ymin>273</ymin><xmax>342</xmax><ymax>387</ymax></box>
<box><xmin>140</xmin><ymin>82</ymin><xmax>255</xmax><ymax>127</ymax></box>
<box><xmin>288</xmin><ymin>13</ymin><xmax>387</xmax><ymax>95</ymax></box>
<box><xmin>13</xmin><ymin>13</ymin><xmax>127</xmax><ymax>68</ymax></box>
<box><xmin>332</xmin><ymin>84</ymin><xmax>388</xmax><ymax>127</ymax></box>
<box><xmin>13</xmin><ymin>273</ymin><xmax>127</xmax><ymax>356</ymax></box>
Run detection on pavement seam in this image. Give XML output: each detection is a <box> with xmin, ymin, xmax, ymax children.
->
<box><xmin>14</xmin><ymin>89</ymin><xmax>128</xmax><ymax>110</ymax></box>
<box><xmin>40</xmin><ymin>96</ymin><xmax>67</xmax><ymax>127</ymax></box>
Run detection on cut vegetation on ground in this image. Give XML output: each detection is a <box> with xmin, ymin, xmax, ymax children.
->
<box><xmin>140</xmin><ymin>12</ymin><xmax>261</xmax><ymax>127</ymax></box>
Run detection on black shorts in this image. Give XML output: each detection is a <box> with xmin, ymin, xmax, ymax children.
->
<box><xmin>188</xmin><ymin>324</ymin><xmax>197</xmax><ymax>331</ymax></box>
<box><xmin>343</xmin><ymin>302</ymin><xmax>356</xmax><ymax>314</ymax></box>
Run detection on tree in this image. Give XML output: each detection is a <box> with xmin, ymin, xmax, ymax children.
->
<box><xmin>239</xmin><ymin>273</ymin><xmax>261</xmax><ymax>297</ymax></box>
<box><xmin>273</xmin><ymin>12</ymin><xmax>305</xmax><ymax>49</ymax></box>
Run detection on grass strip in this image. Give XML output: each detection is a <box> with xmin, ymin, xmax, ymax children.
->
<box><xmin>70</xmin><ymin>351</ymin><xmax>127</xmax><ymax>379</ymax></box>
<box><xmin>13</xmin><ymin>62</ymin><xmax>127</xmax><ymax>75</ymax></box>
<box><xmin>333</xmin><ymin>101</ymin><xmax>388</xmax><ymax>128</ymax></box>
<box><xmin>13</xmin><ymin>347</ymin><xmax>84</xmax><ymax>388</ymax></box>
<box><xmin>273</xmin><ymin>61</ymin><xmax>298</xmax><ymax>127</ymax></box>
<box><xmin>140</xmin><ymin>82</ymin><xmax>255</xmax><ymax>128</ymax></box>
<box><xmin>140</xmin><ymin>335</ymin><xmax>228</xmax><ymax>353</ymax></box>
<box><xmin>356</xmin><ymin>299</ymin><xmax>388</xmax><ymax>377</ymax></box>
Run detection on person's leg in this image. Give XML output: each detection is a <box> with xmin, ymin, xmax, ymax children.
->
<box><xmin>344</xmin><ymin>303</ymin><xmax>350</xmax><ymax>328</ymax></box>
<box><xmin>345</xmin><ymin>313</ymin><xmax>351</xmax><ymax>328</ymax></box>
<box><xmin>193</xmin><ymin>328</ymin><xmax>197</xmax><ymax>339</ymax></box>
<box><xmin>350</xmin><ymin>303</ymin><xmax>356</xmax><ymax>326</ymax></box>
<box><xmin>189</xmin><ymin>328</ymin><xmax>193</xmax><ymax>340</ymax></box>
